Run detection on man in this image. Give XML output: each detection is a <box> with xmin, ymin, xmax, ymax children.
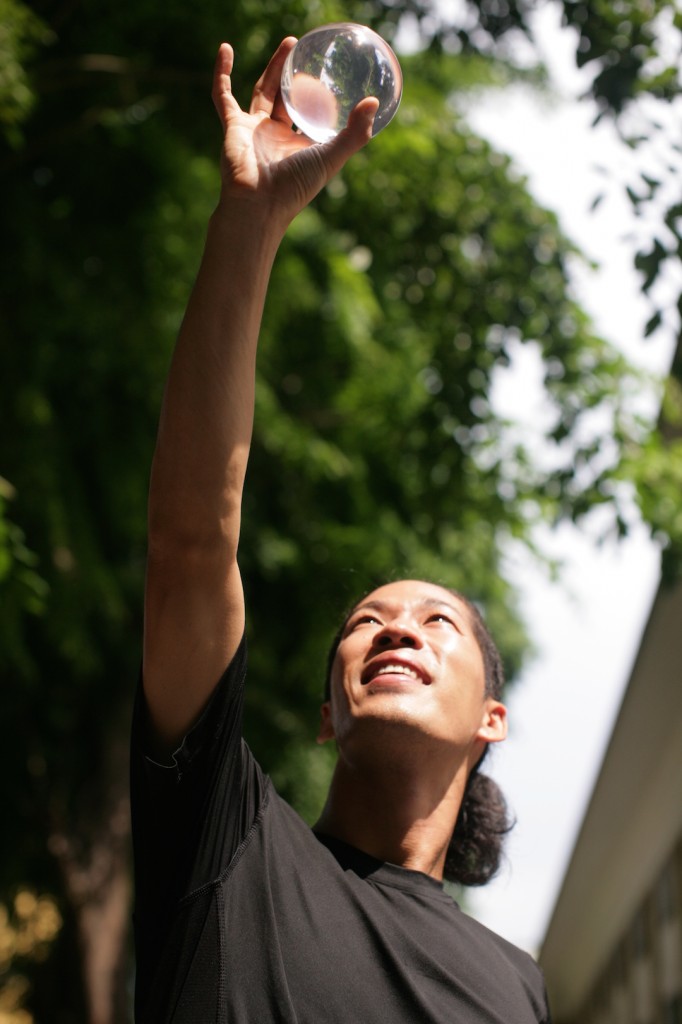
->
<box><xmin>131</xmin><ymin>37</ymin><xmax>552</xmax><ymax>1022</ymax></box>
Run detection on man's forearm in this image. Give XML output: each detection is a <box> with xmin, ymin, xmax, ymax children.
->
<box><xmin>148</xmin><ymin>201</ymin><xmax>285</xmax><ymax>554</ymax></box>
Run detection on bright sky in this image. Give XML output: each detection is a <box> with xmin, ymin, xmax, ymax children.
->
<box><xmin>455</xmin><ymin>4</ymin><xmax>678</xmax><ymax>955</ymax></box>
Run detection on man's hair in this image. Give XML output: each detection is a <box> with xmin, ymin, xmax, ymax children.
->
<box><xmin>322</xmin><ymin>583</ymin><xmax>512</xmax><ymax>887</ymax></box>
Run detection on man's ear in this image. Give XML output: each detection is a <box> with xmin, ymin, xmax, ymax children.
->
<box><xmin>316</xmin><ymin>701</ymin><xmax>335</xmax><ymax>744</ymax></box>
<box><xmin>476</xmin><ymin>700</ymin><xmax>507</xmax><ymax>745</ymax></box>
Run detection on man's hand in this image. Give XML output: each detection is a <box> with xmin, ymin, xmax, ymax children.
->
<box><xmin>212</xmin><ymin>39</ymin><xmax>379</xmax><ymax>227</ymax></box>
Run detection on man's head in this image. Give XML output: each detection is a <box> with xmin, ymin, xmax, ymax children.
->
<box><xmin>323</xmin><ymin>580</ymin><xmax>505</xmax><ymax>702</ymax></box>
<box><xmin>317</xmin><ymin>579</ymin><xmax>507</xmax><ymax>767</ymax></box>
<box><xmin>317</xmin><ymin>579</ymin><xmax>512</xmax><ymax>886</ymax></box>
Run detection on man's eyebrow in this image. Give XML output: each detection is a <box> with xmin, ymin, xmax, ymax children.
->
<box><xmin>349</xmin><ymin>600</ymin><xmax>386</xmax><ymax>614</ymax></box>
<box><xmin>351</xmin><ymin>597</ymin><xmax>467</xmax><ymax>619</ymax></box>
<box><xmin>420</xmin><ymin>597</ymin><xmax>468</xmax><ymax>621</ymax></box>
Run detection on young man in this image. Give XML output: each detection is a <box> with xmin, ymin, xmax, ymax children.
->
<box><xmin>131</xmin><ymin>38</ymin><xmax>552</xmax><ymax>1023</ymax></box>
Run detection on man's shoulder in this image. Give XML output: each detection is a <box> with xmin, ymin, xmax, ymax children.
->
<box><xmin>455</xmin><ymin>907</ymin><xmax>548</xmax><ymax>1003</ymax></box>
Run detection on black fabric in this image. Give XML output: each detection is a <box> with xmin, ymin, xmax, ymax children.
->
<box><xmin>131</xmin><ymin>637</ymin><xmax>551</xmax><ymax>1023</ymax></box>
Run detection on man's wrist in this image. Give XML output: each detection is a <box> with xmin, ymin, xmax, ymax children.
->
<box><xmin>211</xmin><ymin>192</ymin><xmax>291</xmax><ymax>251</ymax></box>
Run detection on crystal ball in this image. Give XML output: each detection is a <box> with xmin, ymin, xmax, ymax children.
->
<box><xmin>281</xmin><ymin>23</ymin><xmax>403</xmax><ymax>144</ymax></box>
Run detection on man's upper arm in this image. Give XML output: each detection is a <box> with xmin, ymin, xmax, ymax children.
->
<box><xmin>142</xmin><ymin>546</ymin><xmax>245</xmax><ymax>758</ymax></box>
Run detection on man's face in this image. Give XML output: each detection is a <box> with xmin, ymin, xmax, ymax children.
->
<box><xmin>319</xmin><ymin>580</ymin><xmax>506</xmax><ymax>761</ymax></box>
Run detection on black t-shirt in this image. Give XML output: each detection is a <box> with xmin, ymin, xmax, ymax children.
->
<box><xmin>130</xmin><ymin>637</ymin><xmax>551</xmax><ymax>1023</ymax></box>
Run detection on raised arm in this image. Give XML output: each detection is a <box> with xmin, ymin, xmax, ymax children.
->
<box><xmin>143</xmin><ymin>39</ymin><xmax>378</xmax><ymax>753</ymax></box>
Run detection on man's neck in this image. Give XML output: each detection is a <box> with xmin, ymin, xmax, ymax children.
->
<box><xmin>314</xmin><ymin>747</ymin><xmax>470</xmax><ymax>880</ymax></box>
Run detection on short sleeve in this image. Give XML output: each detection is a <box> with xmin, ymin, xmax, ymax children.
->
<box><xmin>130</xmin><ymin>635</ymin><xmax>266</xmax><ymax>1010</ymax></box>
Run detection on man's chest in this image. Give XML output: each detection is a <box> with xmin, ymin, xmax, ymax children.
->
<box><xmin>219</xmin><ymin>841</ymin><xmax>542</xmax><ymax>1024</ymax></box>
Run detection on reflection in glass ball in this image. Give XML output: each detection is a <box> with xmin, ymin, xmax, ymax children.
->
<box><xmin>281</xmin><ymin>23</ymin><xmax>403</xmax><ymax>144</ymax></box>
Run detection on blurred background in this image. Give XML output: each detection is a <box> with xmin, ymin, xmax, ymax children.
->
<box><xmin>1</xmin><ymin>1</ymin><xmax>680</xmax><ymax>1021</ymax></box>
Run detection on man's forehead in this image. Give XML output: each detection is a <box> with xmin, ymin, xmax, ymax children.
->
<box><xmin>355</xmin><ymin>580</ymin><xmax>470</xmax><ymax>617</ymax></box>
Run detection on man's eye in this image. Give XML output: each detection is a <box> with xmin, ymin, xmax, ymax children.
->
<box><xmin>427</xmin><ymin>614</ymin><xmax>454</xmax><ymax>626</ymax></box>
<box><xmin>351</xmin><ymin>615</ymin><xmax>381</xmax><ymax>629</ymax></box>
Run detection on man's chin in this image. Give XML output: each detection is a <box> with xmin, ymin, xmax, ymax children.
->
<box><xmin>340</xmin><ymin>702</ymin><xmax>439</xmax><ymax>743</ymax></box>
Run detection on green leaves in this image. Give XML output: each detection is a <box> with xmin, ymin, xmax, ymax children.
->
<box><xmin>0</xmin><ymin>0</ymin><xmax>52</xmax><ymax>143</ymax></box>
<box><xmin>0</xmin><ymin>477</ymin><xmax>48</xmax><ymax>675</ymax></box>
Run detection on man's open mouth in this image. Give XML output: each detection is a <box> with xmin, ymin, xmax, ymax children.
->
<box><xmin>361</xmin><ymin>660</ymin><xmax>430</xmax><ymax>685</ymax></box>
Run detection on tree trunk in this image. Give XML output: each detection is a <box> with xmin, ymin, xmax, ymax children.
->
<box><xmin>49</xmin><ymin>732</ymin><xmax>133</xmax><ymax>1024</ymax></box>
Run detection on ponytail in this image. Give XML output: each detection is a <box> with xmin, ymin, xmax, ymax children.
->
<box><xmin>444</xmin><ymin>769</ymin><xmax>512</xmax><ymax>886</ymax></box>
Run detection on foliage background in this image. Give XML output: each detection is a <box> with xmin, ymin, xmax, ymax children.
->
<box><xmin>1</xmin><ymin>0</ymin><xmax>680</xmax><ymax>1019</ymax></box>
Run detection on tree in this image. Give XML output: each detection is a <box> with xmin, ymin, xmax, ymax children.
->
<box><xmin>0</xmin><ymin>0</ymin><xmax>675</xmax><ymax>1019</ymax></box>
<box><xmin>386</xmin><ymin>0</ymin><xmax>682</xmax><ymax>573</ymax></box>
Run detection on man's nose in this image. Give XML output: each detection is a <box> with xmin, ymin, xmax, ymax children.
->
<box><xmin>373</xmin><ymin>622</ymin><xmax>422</xmax><ymax>648</ymax></box>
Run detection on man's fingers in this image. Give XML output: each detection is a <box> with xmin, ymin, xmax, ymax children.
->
<box><xmin>212</xmin><ymin>42</ymin><xmax>238</xmax><ymax>126</ymax></box>
<box><xmin>346</xmin><ymin>96</ymin><xmax>380</xmax><ymax>136</ymax></box>
<box><xmin>271</xmin><ymin>90</ymin><xmax>292</xmax><ymax>128</ymax></box>
<box><xmin>250</xmin><ymin>37</ymin><xmax>298</xmax><ymax>118</ymax></box>
<box><xmin>319</xmin><ymin>96</ymin><xmax>379</xmax><ymax>177</ymax></box>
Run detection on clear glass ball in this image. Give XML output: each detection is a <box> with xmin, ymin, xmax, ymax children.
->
<box><xmin>281</xmin><ymin>23</ymin><xmax>403</xmax><ymax>144</ymax></box>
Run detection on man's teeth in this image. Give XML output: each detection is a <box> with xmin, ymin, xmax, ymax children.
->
<box><xmin>374</xmin><ymin>664</ymin><xmax>420</xmax><ymax>680</ymax></box>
